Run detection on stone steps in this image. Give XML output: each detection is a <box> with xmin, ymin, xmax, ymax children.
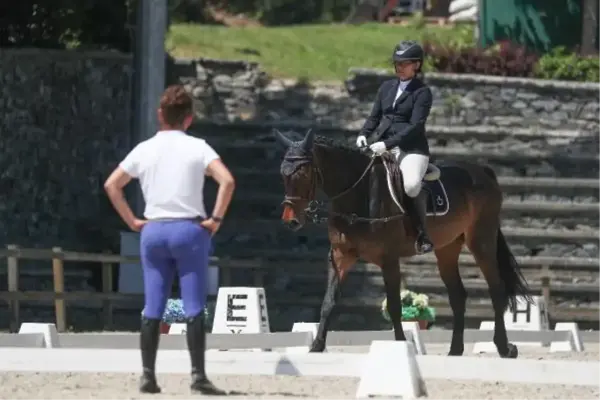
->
<box><xmin>212</xmin><ymin>220</ymin><xmax>599</xmax><ymax>257</ymax></box>
<box><xmin>229</xmin><ymin>169</ymin><xmax>599</xmax><ymax>194</ymax></box>
<box><xmin>195</xmin><ymin>122</ymin><xmax>599</xmax><ymax>155</ymax></box>
<box><xmin>209</xmin><ymin>143</ymin><xmax>598</xmax><ymax>179</ymax></box>
<box><xmin>194</xmin><ymin>121</ymin><xmax>598</xmax><ymax>142</ymax></box>
<box><xmin>210</xmin><ymin>188</ymin><xmax>599</xmax><ymax>224</ymax></box>
<box><xmin>225</xmin><ymin>172</ymin><xmax>599</xmax><ymax>204</ymax></box>
<box><xmin>268</xmin><ymin>270</ymin><xmax>599</xmax><ymax>302</ymax></box>
<box><xmin>197</xmin><ymin>121</ymin><xmax>599</xmax><ymax>179</ymax></box>
<box><xmin>211</xmin><ymin>139</ymin><xmax>599</xmax><ymax>163</ymax></box>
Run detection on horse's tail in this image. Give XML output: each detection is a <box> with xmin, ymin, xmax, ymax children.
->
<box><xmin>478</xmin><ymin>163</ymin><xmax>528</xmax><ymax>308</ymax></box>
<box><xmin>496</xmin><ymin>228</ymin><xmax>532</xmax><ymax>311</ymax></box>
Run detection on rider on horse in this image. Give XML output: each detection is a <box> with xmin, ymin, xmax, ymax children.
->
<box><xmin>355</xmin><ymin>40</ymin><xmax>434</xmax><ymax>255</ymax></box>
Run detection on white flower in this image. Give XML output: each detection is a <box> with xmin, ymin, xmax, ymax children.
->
<box><xmin>413</xmin><ymin>293</ymin><xmax>429</xmax><ymax>309</ymax></box>
<box><xmin>400</xmin><ymin>290</ymin><xmax>414</xmax><ymax>301</ymax></box>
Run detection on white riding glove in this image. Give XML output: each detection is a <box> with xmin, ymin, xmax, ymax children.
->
<box><xmin>369</xmin><ymin>141</ymin><xmax>387</xmax><ymax>155</ymax></box>
<box><xmin>356</xmin><ymin>135</ymin><xmax>367</xmax><ymax>148</ymax></box>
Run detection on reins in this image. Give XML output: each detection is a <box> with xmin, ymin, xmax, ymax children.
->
<box><xmin>302</xmin><ymin>149</ymin><xmax>406</xmax><ymax>225</ymax></box>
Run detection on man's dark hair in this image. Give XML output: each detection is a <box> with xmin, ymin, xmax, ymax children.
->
<box><xmin>159</xmin><ymin>84</ymin><xmax>193</xmax><ymax>126</ymax></box>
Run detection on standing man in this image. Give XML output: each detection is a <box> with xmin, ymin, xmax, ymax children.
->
<box><xmin>104</xmin><ymin>84</ymin><xmax>235</xmax><ymax>394</ymax></box>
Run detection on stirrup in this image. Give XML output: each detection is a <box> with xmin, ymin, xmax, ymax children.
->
<box><xmin>423</xmin><ymin>164</ymin><xmax>440</xmax><ymax>181</ymax></box>
<box><xmin>415</xmin><ymin>242</ymin><xmax>433</xmax><ymax>254</ymax></box>
<box><xmin>415</xmin><ymin>233</ymin><xmax>434</xmax><ymax>254</ymax></box>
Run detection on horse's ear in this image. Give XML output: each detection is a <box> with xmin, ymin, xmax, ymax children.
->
<box><xmin>300</xmin><ymin>128</ymin><xmax>315</xmax><ymax>151</ymax></box>
<box><xmin>272</xmin><ymin>129</ymin><xmax>294</xmax><ymax>148</ymax></box>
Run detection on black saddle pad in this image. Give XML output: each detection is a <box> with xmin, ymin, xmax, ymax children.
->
<box><xmin>423</xmin><ymin>179</ymin><xmax>449</xmax><ymax>216</ymax></box>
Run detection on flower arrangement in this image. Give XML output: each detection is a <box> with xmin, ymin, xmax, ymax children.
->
<box><xmin>162</xmin><ymin>299</ymin><xmax>186</xmax><ymax>324</ymax></box>
<box><xmin>381</xmin><ymin>290</ymin><xmax>436</xmax><ymax>326</ymax></box>
<box><xmin>141</xmin><ymin>299</ymin><xmax>210</xmax><ymax>327</ymax></box>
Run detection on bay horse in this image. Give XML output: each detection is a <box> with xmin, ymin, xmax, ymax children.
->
<box><xmin>273</xmin><ymin>128</ymin><xmax>531</xmax><ymax>358</ymax></box>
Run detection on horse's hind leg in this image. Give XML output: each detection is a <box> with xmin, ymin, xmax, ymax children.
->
<box><xmin>465</xmin><ymin>221</ymin><xmax>517</xmax><ymax>359</ymax></box>
<box><xmin>310</xmin><ymin>247</ymin><xmax>355</xmax><ymax>352</ymax></box>
<box><xmin>434</xmin><ymin>236</ymin><xmax>467</xmax><ymax>356</ymax></box>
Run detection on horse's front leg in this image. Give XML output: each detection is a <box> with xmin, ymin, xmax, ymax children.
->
<box><xmin>382</xmin><ymin>258</ymin><xmax>406</xmax><ymax>341</ymax></box>
<box><xmin>310</xmin><ymin>247</ymin><xmax>355</xmax><ymax>352</ymax></box>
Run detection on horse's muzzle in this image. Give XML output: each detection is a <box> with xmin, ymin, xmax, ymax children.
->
<box><xmin>281</xmin><ymin>203</ymin><xmax>304</xmax><ymax>231</ymax></box>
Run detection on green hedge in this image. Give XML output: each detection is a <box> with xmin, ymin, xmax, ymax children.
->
<box><xmin>424</xmin><ymin>37</ymin><xmax>599</xmax><ymax>82</ymax></box>
<box><xmin>534</xmin><ymin>47</ymin><xmax>599</xmax><ymax>82</ymax></box>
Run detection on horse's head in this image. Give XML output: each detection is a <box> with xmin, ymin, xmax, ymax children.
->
<box><xmin>273</xmin><ymin>128</ymin><xmax>317</xmax><ymax>231</ymax></box>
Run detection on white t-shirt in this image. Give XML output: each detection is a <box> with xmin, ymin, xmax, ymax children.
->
<box><xmin>119</xmin><ymin>130</ymin><xmax>220</xmax><ymax>219</ymax></box>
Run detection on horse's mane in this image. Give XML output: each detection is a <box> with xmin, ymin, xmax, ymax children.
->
<box><xmin>313</xmin><ymin>135</ymin><xmax>370</xmax><ymax>163</ymax></box>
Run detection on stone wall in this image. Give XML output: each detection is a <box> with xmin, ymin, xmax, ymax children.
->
<box><xmin>171</xmin><ymin>58</ymin><xmax>600</xmax><ymax>132</ymax></box>
<box><xmin>0</xmin><ymin>49</ymin><xmax>133</xmax><ymax>253</ymax></box>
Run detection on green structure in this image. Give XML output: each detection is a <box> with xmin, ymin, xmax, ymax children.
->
<box><xmin>478</xmin><ymin>0</ymin><xmax>586</xmax><ymax>53</ymax></box>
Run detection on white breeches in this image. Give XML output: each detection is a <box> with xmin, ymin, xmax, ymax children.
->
<box><xmin>390</xmin><ymin>147</ymin><xmax>429</xmax><ymax>198</ymax></box>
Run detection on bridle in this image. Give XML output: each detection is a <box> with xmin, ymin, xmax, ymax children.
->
<box><xmin>282</xmin><ymin>149</ymin><xmax>405</xmax><ymax>225</ymax></box>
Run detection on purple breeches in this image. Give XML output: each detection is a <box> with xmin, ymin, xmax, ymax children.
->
<box><xmin>140</xmin><ymin>220</ymin><xmax>211</xmax><ymax>319</ymax></box>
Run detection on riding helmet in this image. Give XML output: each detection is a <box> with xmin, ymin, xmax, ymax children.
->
<box><xmin>392</xmin><ymin>40</ymin><xmax>424</xmax><ymax>66</ymax></box>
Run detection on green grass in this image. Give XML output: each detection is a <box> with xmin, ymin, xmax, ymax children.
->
<box><xmin>166</xmin><ymin>22</ymin><xmax>475</xmax><ymax>79</ymax></box>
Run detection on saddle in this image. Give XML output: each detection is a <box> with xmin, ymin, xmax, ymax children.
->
<box><xmin>371</xmin><ymin>152</ymin><xmax>443</xmax><ymax>217</ymax></box>
<box><xmin>381</xmin><ymin>151</ymin><xmax>440</xmax><ymax>184</ymax></box>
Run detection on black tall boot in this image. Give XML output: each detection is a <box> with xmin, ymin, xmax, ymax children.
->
<box><xmin>186</xmin><ymin>312</ymin><xmax>227</xmax><ymax>395</ymax></box>
<box><xmin>139</xmin><ymin>317</ymin><xmax>162</xmax><ymax>394</ymax></box>
<box><xmin>409</xmin><ymin>190</ymin><xmax>434</xmax><ymax>254</ymax></box>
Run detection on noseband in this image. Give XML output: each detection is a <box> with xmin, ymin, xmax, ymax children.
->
<box><xmin>281</xmin><ymin>154</ymin><xmax>322</xmax><ymax>212</ymax></box>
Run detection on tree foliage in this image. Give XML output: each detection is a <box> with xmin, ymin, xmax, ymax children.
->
<box><xmin>0</xmin><ymin>0</ymin><xmax>134</xmax><ymax>51</ymax></box>
<box><xmin>0</xmin><ymin>0</ymin><xmax>361</xmax><ymax>51</ymax></box>
<box><xmin>170</xmin><ymin>0</ymin><xmax>356</xmax><ymax>25</ymax></box>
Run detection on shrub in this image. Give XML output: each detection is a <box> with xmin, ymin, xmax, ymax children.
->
<box><xmin>534</xmin><ymin>47</ymin><xmax>600</xmax><ymax>82</ymax></box>
<box><xmin>424</xmin><ymin>40</ymin><xmax>539</xmax><ymax>77</ymax></box>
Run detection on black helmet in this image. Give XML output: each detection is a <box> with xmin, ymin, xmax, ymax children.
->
<box><xmin>392</xmin><ymin>40</ymin><xmax>424</xmax><ymax>65</ymax></box>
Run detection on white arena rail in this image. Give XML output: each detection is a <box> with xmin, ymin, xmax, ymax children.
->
<box><xmin>0</xmin><ymin>322</ymin><xmax>598</xmax><ymax>398</ymax></box>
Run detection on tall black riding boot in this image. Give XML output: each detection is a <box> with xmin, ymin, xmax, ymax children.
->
<box><xmin>186</xmin><ymin>312</ymin><xmax>227</xmax><ymax>395</ymax></box>
<box><xmin>139</xmin><ymin>317</ymin><xmax>162</xmax><ymax>394</ymax></box>
<box><xmin>410</xmin><ymin>190</ymin><xmax>434</xmax><ymax>254</ymax></box>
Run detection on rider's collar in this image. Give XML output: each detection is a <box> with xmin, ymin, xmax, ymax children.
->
<box><xmin>398</xmin><ymin>78</ymin><xmax>412</xmax><ymax>88</ymax></box>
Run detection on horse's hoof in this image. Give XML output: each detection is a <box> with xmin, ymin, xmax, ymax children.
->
<box><xmin>500</xmin><ymin>343</ymin><xmax>518</xmax><ymax>359</ymax></box>
<box><xmin>447</xmin><ymin>348</ymin><xmax>464</xmax><ymax>356</ymax></box>
<box><xmin>309</xmin><ymin>339</ymin><xmax>326</xmax><ymax>353</ymax></box>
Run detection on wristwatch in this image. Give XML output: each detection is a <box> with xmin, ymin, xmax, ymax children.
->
<box><xmin>211</xmin><ymin>216</ymin><xmax>223</xmax><ymax>223</ymax></box>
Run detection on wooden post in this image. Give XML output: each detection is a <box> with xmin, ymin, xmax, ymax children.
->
<box><xmin>253</xmin><ymin>269</ymin><xmax>264</xmax><ymax>287</ymax></box>
<box><xmin>102</xmin><ymin>251</ymin><xmax>114</xmax><ymax>330</ymax></box>
<box><xmin>7</xmin><ymin>244</ymin><xmax>20</xmax><ymax>332</ymax></box>
<box><xmin>52</xmin><ymin>247</ymin><xmax>66</xmax><ymax>332</ymax></box>
<box><xmin>581</xmin><ymin>0</ymin><xmax>599</xmax><ymax>56</ymax></box>
<box><xmin>400</xmin><ymin>275</ymin><xmax>408</xmax><ymax>291</ymax></box>
<box><xmin>221</xmin><ymin>265</ymin><xmax>232</xmax><ymax>287</ymax></box>
<box><xmin>540</xmin><ymin>265</ymin><xmax>551</xmax><ymax>324</ymax></box>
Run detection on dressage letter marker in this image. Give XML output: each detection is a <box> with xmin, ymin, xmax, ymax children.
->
<box><xmin>550</xmin><ymin>322</ymin><xmax>584</xmax><ymax>352</ymax></box>
<box><xmin>18</xmin><ymin>323</ymin><xmax>60</xmax><ymax>348</ymax></box>
<box><xmin>356</xmin><ymin>340</ymin><xmax>427</xmax><ymax>399</ymax></box>
<box><xmin>403</xmin><ymin>321</ymin><xmax>427</xmax><ymax>355</ymax></box>
<box><xmin>212</xmin><ymin>287</ymin><xmax>271</xmax><ymax>351</ymax></box>
<box><xmin>473</xmin><ymin>296</ymin><xmax>549</xmax><ymax>353</ymax></box>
